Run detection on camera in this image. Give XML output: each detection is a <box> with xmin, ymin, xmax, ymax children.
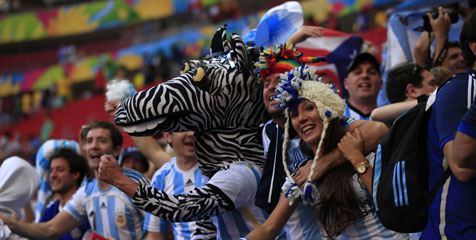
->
<box><xmin>422</xmin><ymin>8</ymin><xmax>459</xmax><ymax>32</ymax></box>
<box><xmin>246</xmin><ymin>45</ymin><xmax>263</xmax><ymax>63</ymax></box>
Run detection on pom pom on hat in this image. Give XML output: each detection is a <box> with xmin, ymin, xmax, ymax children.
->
<box><xmin>255</xmin><ymin>43</ymin><xmax>326</xmax><ymax>84</ymax></box>
<box><xmin>302</xmin><ymin>181</ymin><xmax>319</xmax><ymax>205</ymax></box>
<box><xmin>282</xmin><ymin>177</ymin><xmax>303</xmax><ymax>206</ymax></box>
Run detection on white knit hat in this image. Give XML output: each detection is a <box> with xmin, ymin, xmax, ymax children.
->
<box><xmin>274</xmin><ymin>65</ymin><xmax>345</xmax><ymax>205</ymax></box>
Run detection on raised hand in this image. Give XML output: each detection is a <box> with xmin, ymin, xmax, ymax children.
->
<box><xmin>98</xmin><ymin>155</ymin><xmax>139</xmax><ymax>198</ymax></box>
<box><xmin>428</xmin><ymin>7</ymin><xmax>451</xmax><ymax>37</ymax></box>
<box><xmin>98</xmin><ymin>155</ymin><xmax>122</xmax><ymax>185</ymax></box>
<box><xmin>287</xmin><ymin>26</ymin><xmax>324</xmax><ymax>45</ymax></box>
<box><xmin>104</xmin><ymin>101</ymin><xmax>120</xmax><ymax>118</ymax></box>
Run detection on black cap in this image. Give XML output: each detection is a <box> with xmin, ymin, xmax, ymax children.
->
<box><xmin>347</xmin><ymin>52</ymin><xmax>380</xmax><ymax>76</ymax></box>
<box><xmin>118</xmin><ymin>146</ymin><xmax>149</xmax><ymax>171</ymax></box>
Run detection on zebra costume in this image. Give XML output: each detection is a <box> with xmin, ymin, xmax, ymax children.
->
<box><xmin>114</xmin><ymin>26</ymin><xmax>268</xmax><ymax>239</ymax></box>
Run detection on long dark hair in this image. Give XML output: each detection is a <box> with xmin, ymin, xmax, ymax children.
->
<box><xmin>295</xmin><ymin>118</ymin><xmax>363</xmax><ymax>238</ymax></box>
<box><xmin>460</xmin><ymin>9</ymin><xmax>476</xmax><ymax>68</ymax></box>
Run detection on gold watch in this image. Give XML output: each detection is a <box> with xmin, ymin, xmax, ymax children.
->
<box><xmin>355</xmin><ymin>161</ymin><xmax>370</xmax><ymax>174</ymax></box>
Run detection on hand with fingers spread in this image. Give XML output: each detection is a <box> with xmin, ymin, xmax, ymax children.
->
<box><xmin>287</xmin><ymin>26</ymin><xmax>323</xmax><ymax>45</ymax></box>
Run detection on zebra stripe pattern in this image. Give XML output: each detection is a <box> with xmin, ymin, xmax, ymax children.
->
<box><xmin>134</xmin><ymin>183</ymin><xmax>235</xmax><ymax>222</ymax></box>
<box><xmin>194</xmin><ymin>219</ymin><xmax>218</xmax><ymax>240</ymax></box>
<box><xmin>115</xmin><ymin>26</ymin><xmax>268</xmax><ymax>238</ymax></box>
<box><xmin>115</xmin><ymin>26</ymin><xmax>267</xmax><ymax>177</ymax></box>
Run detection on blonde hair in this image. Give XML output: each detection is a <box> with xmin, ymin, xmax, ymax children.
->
<box><xmin>430</xmin><ymin>67</ymin><xmax>453</xmax><ymax>86</ymax></box>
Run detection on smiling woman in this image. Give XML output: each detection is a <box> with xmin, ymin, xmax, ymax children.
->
<box><xmin>290</xmin><ymin>100</ymin><xmax>324</xmax><ymax>150</ymax></box>
<box><xmin>243</xmin><ymin>65</ymin><xmax>405</xmax><ymax>240</ymax></box>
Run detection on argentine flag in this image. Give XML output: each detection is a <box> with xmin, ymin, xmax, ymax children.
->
<box><xmin>243</xmin><ymin>1</ymin><xmax>303</xmax><ymax>48</ymax></box>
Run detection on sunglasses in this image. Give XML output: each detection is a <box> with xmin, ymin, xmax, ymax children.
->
<box><xmin>410</xmin><ymin>63</ymin><xmax>419</xmax><ymax>84</ymax></box>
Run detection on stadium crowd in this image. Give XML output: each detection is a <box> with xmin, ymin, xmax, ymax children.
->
<box><xmin>1</xmin><ymin>1</ymin><xmax>476</xmax><ymax>240</ymax></box>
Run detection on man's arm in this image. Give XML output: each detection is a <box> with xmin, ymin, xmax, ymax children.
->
<box><xmin>453</xmin><ymin>100</ymin><xmax>476</xmax><ymax>171</ymax></box>
<box><xmin>99</xmin><ymin>155</ymin><xmax>139</xmax><ymax>198</ymax></box>
<box><xmin>131</xmin><ymin>136</ymin><xmax>172</xmax><ymax>170</ymax></box>
<box><xmin>99</xmin><ymin>154</ymin><xmax>236</xmax><ymax>222</ymax></box>
<box><xmin>370</xmin><ymin>100</ymin><xmax>417</xmax><ymax>123</ymax></box>
<box><xmin>145</xmin><ymin>231</ymin><xmax>168</xmax><ymax>240</ymax></box>
<box><xmin>0</xmin><ymin>211</ymin><xmax>80</xmax><ymax>240</ymax></box>
<box><xmin>105</xmin><ymin>100</ymin><xmax>172</xmax><ymax>169</ymax></box>
<box><xmin>287</xmin><ymin>26</ymin><xmax>323</xmax><ymax>45</ymax></box>
<box><xmin>245</xmin><ymin>194</ymin><xmax>298</xmax><ymax>240</ymax></box>
<box><xmin>414</xmin><ymin>31</ymin><xmax>433</xmax><ymax>65</ymax></box>
<box><xmin>344</xmin><ymin>120</ymin><xmax>388</xmax><ymax>154</ymax></box>
<box><xmin>454</xmin><ymin>131</ymin><xmax>476</xmax><ymax>170</ymax></box>
<box><xmin>429</xmin><ymin>7</ymin><xmax>451</xmax><ymax>68</ymax></box>
<box><xmin>294</xmin><ymin>120</ymin><xmax>387</xmax><ymax>184</ymax></box>
<box><xmin>445</xmin><ymin>140</ymin><xmax>476</xmax><ymax>182</ymax></box>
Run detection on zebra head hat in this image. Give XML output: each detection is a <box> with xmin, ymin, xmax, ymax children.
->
<box><xmin>254</xmin><ymin>43</ymin><xmax>326</xmax><ymax>84</ymax></box>
<box><xmin>274</xmin><ymin>65</ymin><xmax>345</xmax><ymax>206</ymax></box>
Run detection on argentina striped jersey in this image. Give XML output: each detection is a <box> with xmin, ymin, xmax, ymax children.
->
<box><xmin>344</xmin><ymin>102</ymin><xmax>371</xmax><ymax>120</ymax></box>
<box><xmin>143</xmin><ymin>158</ymin><xmax>211</xmax><ymax>239</ymax></box>
<box><xmin>207</xmin><ymin>163</ymin><xmax>268</xmax><ymax>239</ymax></box>
<box><xmin>64</xmin><ymin>169</ymin><xmax>149</xmax><ymax>240</ymax></box>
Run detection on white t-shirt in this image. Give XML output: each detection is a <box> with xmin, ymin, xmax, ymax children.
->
<box><xmin>0</xmin><ymin>156</ymin><xmax>39</xmax><ymax>215</ymax></box>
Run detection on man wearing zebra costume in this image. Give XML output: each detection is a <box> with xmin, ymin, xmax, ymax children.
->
<box><xmin>98</xmin><ymin>25</ymin><xmax>269</xmax><ymax>239</ymax></box>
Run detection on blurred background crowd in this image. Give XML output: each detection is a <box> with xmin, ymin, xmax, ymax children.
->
<box><xmin>0</xmin><ymin>0</ymin><xmax>472</xmax><ymax>166</ymax></box>
<box><xmin>0</xmin><ymin>0</ymin><xmax>476</xmax><ymax>240</ymax></box>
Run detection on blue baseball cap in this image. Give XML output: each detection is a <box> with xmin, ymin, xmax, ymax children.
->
<box><xmin>118</xmin><ymin>146</ymin><xmax>149</xmax><ymax>171</ymax></box>
<box><xmin>347</xmin><ymin>52</ymin><xmax>381</xmax><ymax>76</ymax></box>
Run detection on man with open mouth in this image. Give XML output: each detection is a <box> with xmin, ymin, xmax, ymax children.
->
<box><xmin>344</xmin><ymin>52</ymin><xmax>382</xmax><ymax>120</ymax></box>
<box><xmin>0</xmin><ymin>121</ymin><xmax>149</xmax><ymax>240</ymax></box>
